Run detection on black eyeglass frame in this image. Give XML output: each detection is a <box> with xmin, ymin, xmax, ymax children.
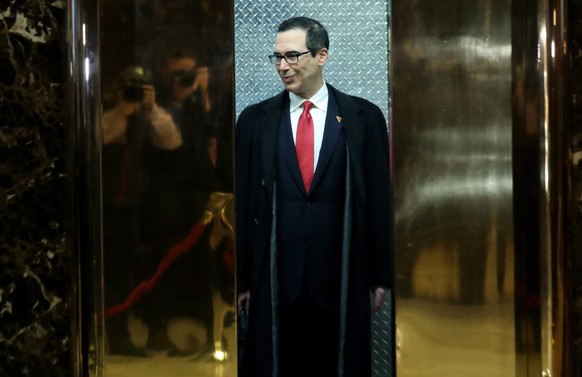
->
<box><xmin>268</xmin><ymin>50</ymin><xmax>311</xmax><ymax>65</ymax></box>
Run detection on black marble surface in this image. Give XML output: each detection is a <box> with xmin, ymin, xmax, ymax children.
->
<box><xmin>0</xmin><ymin>1</ymin><xmax>71</xmax><ymax>377</ymax></box>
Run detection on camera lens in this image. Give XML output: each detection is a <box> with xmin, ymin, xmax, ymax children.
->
<box><xmin>122</xmin><ymin>85</ymin><xmax>145</xmax><ymax>102</ymax></box>
<box><xmin>178</xmin><ymin>69</ymin><xmax>197</xmax><ymax>88</ymax></box>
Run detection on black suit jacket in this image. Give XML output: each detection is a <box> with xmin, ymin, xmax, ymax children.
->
<box><xmin>275</xmin><ymin>90</ymin><xmax>347</xmax><ymax>307</ymax></box>
<box><xmin>235</xmin><ymin>83</ymin><xmax>393</xmax><ymax>376</ymax></box>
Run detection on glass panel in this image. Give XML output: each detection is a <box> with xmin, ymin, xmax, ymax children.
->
<box><xmin>99</xmin><ymin>0</ymin><xmax>235</xmax><ymax>376</ymax></box>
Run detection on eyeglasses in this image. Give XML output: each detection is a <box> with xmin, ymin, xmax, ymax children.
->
<box><xmin>268</xmin><ymin>51</ymin><xmax>311</xmax><ymax>65</ymax></box>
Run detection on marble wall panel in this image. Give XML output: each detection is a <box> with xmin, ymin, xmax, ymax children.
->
<box><xmin>0</xmin><ymin>1</ymin><xmax>71</xmax><ymax>376</ymax></box>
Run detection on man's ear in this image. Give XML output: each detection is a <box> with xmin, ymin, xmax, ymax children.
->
<box><xmin>318</xmin><ymin>48</ymin><xmax>329</xmax><ymax>66</ymax></box>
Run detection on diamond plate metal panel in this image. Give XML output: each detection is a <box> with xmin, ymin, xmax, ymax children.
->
<box><xmin>234</xmin><ymin>1</ymin><xmax>390</xmax><ymax>121</ymax></box>
<box><xmin>234</xmin><ymin>2</ymin><xmax>393</xmax><ymax>376</ymax></box>
<box><xmin>371</xmin><ymin>291</ymin><xmax>393</xmax><ymax>377</ymax></box>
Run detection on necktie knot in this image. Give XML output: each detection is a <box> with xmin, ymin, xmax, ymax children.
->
<box><xmin>302</xmin><ymin>101</ymin><xmax>313</xmax><ymax>113</ymax></box>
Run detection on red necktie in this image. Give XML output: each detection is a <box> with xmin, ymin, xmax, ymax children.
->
<box><xmin>296</xmin><ymin>101</ymin><xmax>314</xmax><ymax>192</ymax></box>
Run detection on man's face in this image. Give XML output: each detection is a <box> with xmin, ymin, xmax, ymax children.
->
<box><xmin>274</xmin><ymin>28</ymin><xmax>327</xmax><ymax>99</ymax></box>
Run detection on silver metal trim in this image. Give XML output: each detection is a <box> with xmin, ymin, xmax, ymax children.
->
<box><xmin>538</xmin><ymin>0</ymin><xmax>553</xmax><ymax>372</ymax></box>
<box><xmin>67</xmin><ymin>0</ymin><xmax>103</xmax><ymax>375</ymax></box>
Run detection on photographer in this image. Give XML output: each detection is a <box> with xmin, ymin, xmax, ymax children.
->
<box><xmin>102</xmin><ymin>66</ymin><xmax>181</xmax><ymax>149</ymax></box>
<box><xmin>154</xmin><ymin>50</ymin><xmax>221</xmax><ymax>221</ymax></box>
<box><xmin>158</xmin><ymin>51</ymin><xmax>216</xmax><ymax>169</ymax></box>
<box><xmin>160</xmin><ymin>51</ymin><xmax>211</xmax><ymax>112</ymax></box>
<box><xmin>134</xmin><ymin>50</ymin><xmax>224</xmax><ymax>355</ymax></box>
<box><xmin>101</xmin><ymin>65</ymin><xmax>181</xmax><ymax>357</ymax></box>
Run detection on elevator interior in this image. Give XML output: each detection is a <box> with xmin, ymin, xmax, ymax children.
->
<box><xmin>68</xmin><ymin>0</ymin><xmax>576</xmax><ymax>376</ymax></box>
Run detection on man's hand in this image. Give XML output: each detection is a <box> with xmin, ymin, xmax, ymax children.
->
<box><xmin>192</xmin><ymin>67</ymin><xmax>209</xmax><ymax>94</ymax></box>
<box><xmin>172</xmin><ymin>67</ymin><xmax>212</xmax><ymax>112</ymax></box>
<box><xmin>371</xmin><ymin>285</ymin><xmax>387</xmax><ymax>314</ymax></box>
<box><xmin>238</xmin><ymin>291</ymin><xmax>250</xmax><ymax>313</ymax></box>
<box><xmin>115</xmin><ymin>97</ymin><xmax>140</xmax><ymax>117</ymax></box>
<box><xmin>141</xmin><ymin>84</ymin><xmax>156</xmax><ymax>113</ymax></box>
<box><xmin>102</xmin><ymin>98</ymin><xmax>136</xmax><ymax>145</ymax></box>
<box><xmin>173</xmin><ymin>67</ymin><xmax>209</xmax><ymax>101</ymax></box>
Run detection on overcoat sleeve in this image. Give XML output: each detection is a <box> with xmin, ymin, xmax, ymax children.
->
<box><xmin>362</xmin><ymin>101</ymin><xmax>393</xmax><ymax>288</ymax></box>
<box><xmin>235</xmin><ymin>106</ymin><xmax>257</xmax><ymax>292</ymax></box>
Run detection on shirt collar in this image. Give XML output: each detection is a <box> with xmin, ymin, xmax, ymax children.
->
<box><xmin>289</xmin><ymin>82</ymin><xmax>328</xmax><ymax>113</ymax></box>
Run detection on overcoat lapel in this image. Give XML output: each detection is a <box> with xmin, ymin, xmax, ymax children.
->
<box><xmin>330</xmin><ymin>85</ymin><xmax>365</xmax><ymax>186</ymax></box>
<box><xmin>325</xmin><ymin>86</ymin><xmax>364</xmax><ymax>377</ymax></box>
<box><xmin>260</xmin><ymin>92</ymin><xmax>287</xmax><ymax>203</ymax></box>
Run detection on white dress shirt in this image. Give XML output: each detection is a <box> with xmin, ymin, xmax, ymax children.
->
<box><xmin>289</xmin><ymin>83</ymin><xmax>329</xmax><ymax>172</ymax></box>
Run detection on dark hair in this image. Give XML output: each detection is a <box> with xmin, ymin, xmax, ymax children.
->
<box><xmin>277</xmin><ymin>17</ymin><xmax>329</xmax><ymax>56</ymax></box>
<box><xmin>166</xmin><ymin>50</ymin><xmax>197</xmax><ymax>63</ymax></box>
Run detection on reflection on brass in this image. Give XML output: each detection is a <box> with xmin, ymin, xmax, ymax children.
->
<box><xmin>99</xmin><ymin>0</ymin><xmax>234</xmax><ymax>375</ymax></box>
<box><xmin>392</xmin><ymin>0</ymin><xmax>517</xmax><ymax>376</ymax></box>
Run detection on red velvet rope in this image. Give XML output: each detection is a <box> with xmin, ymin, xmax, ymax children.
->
<box><xmin>105</xmin><ymin>221</ymin><xmax>207</xmax><ymax>317</ymax></box>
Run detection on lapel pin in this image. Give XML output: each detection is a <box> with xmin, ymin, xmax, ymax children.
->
<box><xmin>336</xmin><ymin>116</ymin><xmax>342</xmax><ymax>123</ymax></box>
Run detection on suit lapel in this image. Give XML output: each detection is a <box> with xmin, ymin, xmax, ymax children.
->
<box><xmin>278</xmin><ymin>108</ymin><xmax>307</xmax><ymax>195</ymax></box>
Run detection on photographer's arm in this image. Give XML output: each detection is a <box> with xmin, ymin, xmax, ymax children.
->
<box><xmin>102</xmin><ymin>94</ymin><xmax>139</xmax><ymax>145</ymax></box>
<box><xmin>142</xmin><ymin>85</ymin><xmax>182</xmax><ymax>150</ymax></box>
<box><xmin>149</xmin><ymin>104</ymin><xmax>182</xmax><ymax>150</ymax></box>
<box><xmin>102</xmin><ymin>109</ymin><xmax>130</xmax><ymax>145</ymax></box>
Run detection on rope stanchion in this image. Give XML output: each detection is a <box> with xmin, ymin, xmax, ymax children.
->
<box><xmin>105</xmin><ymin>221</ymin><xmax>207</xmax><ymax>317</ymax></box>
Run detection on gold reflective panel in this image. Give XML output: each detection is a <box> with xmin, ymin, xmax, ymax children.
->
<box><xmin>392</xmin><ymin>0</ymin><xmax>518</xmax><ymax>376</ymax></box>
<box><xmin>99</xmin><ymin>0</ymin><xmax>235</xmax><ymax>375</ymax></box>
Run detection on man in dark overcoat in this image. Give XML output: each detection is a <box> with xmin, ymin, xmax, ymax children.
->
<box><xmin>235</xmin><ymin>16</ymin><xmax>393</xmax><ymax>377</ymax></box>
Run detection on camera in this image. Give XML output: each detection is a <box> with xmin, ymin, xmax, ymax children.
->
<box><xmin>176</xmin><ymin>68</ymin><xmax>197</xmax><ymax>88</ymax></box>
<box><xmin>116</xmin><ymin>66</ymin><xmax>153</xmax><ymax>103</ymax></box>
<box><xmin>122</xmin><ymin>81</ymin><xmax>145</xmax><ymax>103</ymax></box>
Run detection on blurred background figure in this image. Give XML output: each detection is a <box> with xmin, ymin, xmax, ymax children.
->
<box><xmin>99</xmin><ymin>0</ymin><xmax>234</xmax><ymax>361</ymax></box>
<box><xmin>133</xmin><ymin>48</ymin><xmax>234</xmax><ymax>358</ymax></box>
<box><xmin>101</xmin><ymin>65</ymin><xmax>181</xmax><ymax>357</ymax></box>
